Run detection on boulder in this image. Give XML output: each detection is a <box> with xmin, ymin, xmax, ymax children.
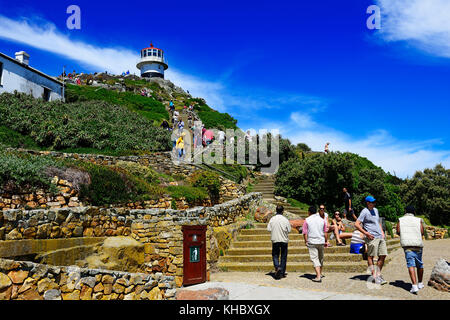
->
<box><xmin>428</xmin><ymin>258</ymin><xmax>450</xmax><ymax>292</ymax></box>
<box><xmin>254</xmin><ymin>207</ymin><xmax>273</xmax><ymax>223</ymax></box>
<box><xmin>176</xmin><ymin>287</ymin><xmax>229</xmax><ymax>300</ymax></box>
<box><xmin>289</xmin><ymin>219</ymin><xmax>304</xmax><ymax>232</ymax></box>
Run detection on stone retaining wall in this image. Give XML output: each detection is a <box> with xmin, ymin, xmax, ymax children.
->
<box><xmin>0</xmin><ymin>258</ymin><xmax>176</xmax><ymax>300</ymax></box>
<box><xmin>0</xmin><ymin>192</ymin><xmax>262</xmax><ymax>294</ymax></box>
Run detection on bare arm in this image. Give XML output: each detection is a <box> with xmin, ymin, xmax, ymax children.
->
<box><xmin>355</xmin><ymin>219</ymin><xmax>374</xmax><ymax>240</ymax></box>
<box><xmin>396</xmin><ymin>222</ymin><xmax>400</xmax><ymax>236</ymax></box>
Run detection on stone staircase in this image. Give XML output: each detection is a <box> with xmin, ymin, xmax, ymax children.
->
<box><xmin>251</xmin><ymin>175</ymin><xmax>308</xmax><ymax>218</ymax></box>
<box><xmin>218</xmin><ymin>223</ymin><xmax>401</xmax><ymax>273</ymax></box>
<box><xmin>218</xmin><ymin>175</ymin><xmax>401</xmax><ymax>273</ymax></box>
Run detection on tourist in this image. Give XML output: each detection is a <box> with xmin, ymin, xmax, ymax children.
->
<box><xmin>267</xmin><ymin>205</ymin><xmax>291</xmax><ymax>280</ymax></box>
<box><xmin>169</xmin><ymin>100</ymin><xmax>175</xmax><ymax>113</ymax></box>
<box><xmin>397</xmin><ymin>205</ymin><xmax>425</xmax><ymax>294</ymax></box>
<box><xmin>176</xmin><ymin>133</ymin><xmax>186</xmax><ymax>159</ymax></box>
<box><xmin>178</xmin><ymin>120</ymin><xmax>185</xmax><ymax>133</ymax></box>
<box><xmin>160</xmin><ymin>120</ymin><xmax>170</xmax><ymax>130</ymax></box>
<box><xmin>317</xmin><ymin>205</ymin><xmax>333</xmax><ymax>247</ymax></box>
<box><xmin>303</xmin><ymin>206</ymin><xmax>328</xmax><ymax>282</ymax></box>
<box><xmin>349</xmin><ymin>229</ymin><xmax>367</xmax><ymax>256</ymax></box>
<box><xmin>343</xmin><ymin>187</ymin><xmax>357</xmax><ymax>221</ymax></box>
<box><xmin>355</xmin><ymin>196</ymin><xmax>388</xmax><ymax>285</ymax></box>
<box><xmin>331</xmin><ymin>211</ymin><xmax>353</xmax><ymax>246</ymax></box>
<box><xmin>324</xmin><ymin>142</ymin><xmax>330</xmax><ymax>154</ymax></box>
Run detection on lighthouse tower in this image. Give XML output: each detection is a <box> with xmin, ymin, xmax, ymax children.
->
<box><xmin>136</xmin><ymin>43</ymin><xmax>168</xmax><ymax>79</ymax></box>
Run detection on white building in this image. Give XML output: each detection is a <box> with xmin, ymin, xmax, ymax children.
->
<box><xmin>136</xmin><ymin>43</ymin><xmax>168</xmax><ymax>79</ymax></box>
<box><xmin>0</xmin><ymin>51</ymin><xmax>64</xmax><ymax>101</ymax></box>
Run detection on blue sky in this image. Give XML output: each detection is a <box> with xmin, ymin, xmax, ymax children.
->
<box><xmin>0</xmin><ymin>0</ymin><xmax>449</xmax><ymax>177</ymax></box>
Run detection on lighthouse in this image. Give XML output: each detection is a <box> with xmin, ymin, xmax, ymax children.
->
<box><xmin>136</xmin><ymin>43</ymin><xmax>168</xmax><ymax>79</ymax></box>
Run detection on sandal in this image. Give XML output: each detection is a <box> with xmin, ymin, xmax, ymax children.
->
<box><xmin>312</xmin><ymin>278</ymin><xmax>322</xmax><ymax>283</ymax></box>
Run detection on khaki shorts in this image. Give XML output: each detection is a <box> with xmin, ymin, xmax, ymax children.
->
<box><xmin>366</xmin><ymin>238</ymin><xmax>388</xmax><ymax>257</ymax></box>
<box><xmin>307</xmin><ymin>243</ymin><xmax>324</xmax><ymax>267</ymax></box>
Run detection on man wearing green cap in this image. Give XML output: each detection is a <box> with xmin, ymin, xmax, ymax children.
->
<box><xmin>355</xmin><ymin>195</ymin><xmax>387</xmax><ymax>285</ymax></box>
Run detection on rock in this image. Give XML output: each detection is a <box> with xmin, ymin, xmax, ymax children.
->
<box><xmin>62</xmin><ymin>290</ymin><xmax>81</xmax><ymax>300</ymax></box>
<box><xmin>176</xmin><ymin>287</ymin><xmax>229</xmax><ymax>300</ymax></box>
<box><xmin>44</xmin><ymin>289</ymin><xmax>62</xmax><ymax>300</ymax></box>
<box><xmin>0</xmin><ymin>273</ymin><xmax>12</xmax><ymax>290</ymax></box>
<box><xmin>7</xmin><ymin>270</ymin><xmax>29</xmax><ymax>284</ymax></box>
<box><xmin>289</xmin><ymin>219</ymin><xmax>304</xmax><ymax>232</ymax></box>
<box><xmin>254</xmin><ymin>206</ymin><xmax>273</xmax><ymax>223</ymax></box>
<box><xmin>428</xmin><ymin>259</ymin><xmax>450</xmax><ymax>292</ymax></box>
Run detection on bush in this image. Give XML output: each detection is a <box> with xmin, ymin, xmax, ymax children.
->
<box><xmin>275</xmin><ymin>152</ymin><xmax>405</xmax><ymax>220</ymax></box>
<box><xmin>401</xmin><ymin>164</ymin><xmax>449</xmax><ymax>226</ymax></box>
<box><xmin>0</xmin><ymin>152</ymin><xmax>61</xmax><ymax>190</ymax></box>
<box><xmin>115</xmin><ymin>161</ymin><xmax>159</xmax><ymax>184</ymax></box>
<box><xmin>167</xmin><ymin>185</ymin><xmax>209</xmax><ymax>204</ymax></box>
<box><xmin>188</xmin><ymin>170</ymin><xmax>221</xmax><ymax>200</ymax></box>
<box><xmin>0</xmin><ymin>92</ymin><xmax>172</xmax><ymax>153</ymax></box>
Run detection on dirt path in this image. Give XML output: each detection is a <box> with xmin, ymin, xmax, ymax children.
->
<box><xmin>211</xmin><ymin>238</ymin><xmax>450</xmax><ymax>300</ymax></box>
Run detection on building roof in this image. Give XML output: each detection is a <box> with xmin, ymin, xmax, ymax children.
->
<box><xmin>0</xmin><ymin>51</ymin><xmax>63</xmax><ymax>86</ymax></box>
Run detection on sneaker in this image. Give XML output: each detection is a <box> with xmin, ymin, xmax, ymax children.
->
<box><xmin>274</xmin><ymin>268</ymin><xmax>282</xmax><ymax>280</ymax></box>
<box><xmin>410</xmin><ymin>285</ymin><xmax>419</xmax><ymax>294</ymax></box>
<box><xmin>375</xmin><ymin>276</ymin><xmax>387</xmax><ymax>285</ymax></box>
<box><xmin>418</xmin><ymin>282</ymin><xmax>424</xmax><ymax>290</ymax></box>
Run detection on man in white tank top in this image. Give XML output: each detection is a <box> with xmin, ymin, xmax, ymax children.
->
<box><xmin>396</xmin><ymin>205</ymin><xmax>425</xmax><ymax>294</ymax></box>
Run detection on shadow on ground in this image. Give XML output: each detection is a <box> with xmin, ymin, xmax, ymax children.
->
<box><xmin>389</xmin><ymin>280</ymin><xmax>411</xmax><ymax>292</ymax></box>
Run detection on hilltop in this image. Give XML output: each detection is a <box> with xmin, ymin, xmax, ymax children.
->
<box><xmin>0</xmin><ymin>73</ymin><xmax>239</xmax><ymax>155</ymax></box>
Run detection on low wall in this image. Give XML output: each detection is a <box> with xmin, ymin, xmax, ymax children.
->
<box><xmin>0</xmin><ymin>192</ymin><xmax>262</xmax><ymax>295</ymax></box>
<box><xmin>0</xmin><ymin>258</ymin><xmax>176</xmax><ymax>300</ymax></box>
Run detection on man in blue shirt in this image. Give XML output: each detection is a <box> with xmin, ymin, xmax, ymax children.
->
<box><xmin>355</xmin><ymin>196</ymin><xmax>387</xmax><ymax>285</ymax></box>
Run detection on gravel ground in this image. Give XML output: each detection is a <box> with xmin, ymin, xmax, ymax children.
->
<box><xmin>211</xmin><ymin>238</ymin><xmax>450</xmax><ymax>300</ymax></box>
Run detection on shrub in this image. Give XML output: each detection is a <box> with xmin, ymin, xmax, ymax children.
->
<box><xmin>116</xmin><ymin>161</ymin><xmax>159</xmax><ymax>184</ymax></box>
<box><xmin>188</xmin><ymin>170</ymin><xmax>222</xmax><ymax>200</ymax></box>
<box><xmin>275</xmin><ymin>152</ymin><xmax>405</xmax><ymax>220</ymax></box>
<box><xmin>0</xmin><ymin>92</ymin><xmax>172</xmax><ymax>153</ymax></box>
<box><xmin>167</xmin><ymin>185</ymin><xmax>209</xmax><ymax>204</ymax></box>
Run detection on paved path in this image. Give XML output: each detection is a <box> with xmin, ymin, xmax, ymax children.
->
<box><xmin>205</xmin><ymin>238</ymin><xmax>450</xmax><ymax>300</ymax></box>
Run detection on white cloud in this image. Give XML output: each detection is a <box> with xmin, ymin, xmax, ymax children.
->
<box><xmin>375</xmin><ymin>0</ymin><xmax>450</xmax><ymax>58</ymax></box>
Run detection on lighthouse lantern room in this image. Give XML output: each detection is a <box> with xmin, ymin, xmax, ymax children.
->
<box><xmin>136</xmin><ymin>43</ymin><xmax>168</xmax><ymax>79</ymax></box>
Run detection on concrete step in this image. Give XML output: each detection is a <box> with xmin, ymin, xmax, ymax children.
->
<box><xmin>231</xmin><ymin>239</ymin><xmax>400</xmax><ymax>248</ymax></box>
<box><xmin>220</xmin><ymin>253</ymin><xmax>364</xmax><ymax>263</ymax></box>
<box><xmin>218</xmin><ymin>261</ymin><xmax>388</xmax><ymax>273</ymax></box>
<box><xmin>240</xmin><ymin>228</ymin><xmax>300</xmax><ymax>235</ymax></box>
<box><xmin>237</xmin><ymin>234</ymin><xmax>303</xmax><ymax>241</ymax></box>
<box><xmin>225</xmin><ymin>244</ymin><xmax>401</xmax><ymax>256</ymax></box>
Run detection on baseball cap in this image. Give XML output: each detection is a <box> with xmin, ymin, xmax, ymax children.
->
<box><xmin>365</xmin><ymin>195</ymin><xmax>376</xmax><ymax>203</ymax></box>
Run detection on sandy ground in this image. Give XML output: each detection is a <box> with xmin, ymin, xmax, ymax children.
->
<box><xmin>211</xmin><ymin>238</ymin><xmax>450</xmax><ymax>300</ymax></box>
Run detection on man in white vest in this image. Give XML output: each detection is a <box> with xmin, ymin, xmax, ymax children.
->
<box><xmin>302</xmin><ymin>206</ymin><xmax>328</xmax><ymax>282</ymax></box>
<box><xmin>267</xmin><ymin>205</ymin><xmax>291</xmax><ymax>280</ymax></box>
<box><xmin>396</xmin><ymin>205</ymin><xmax>425</xmax><ymax>294</ymax></box>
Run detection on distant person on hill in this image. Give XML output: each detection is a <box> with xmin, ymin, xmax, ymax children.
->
<box><xmin>267</xmin><ymin>205</ymin><xmax>291</xmax><ymax>280</ymax></box>
<box><xmin>169</xmin><ymin>100</ymin><xmax>175</xmax><ymax>112</ymax></box>
<box><xmin>331</xmin><ymin>211</ymin><xmax>353</xmax><ymax>246</ymax></box>
<box><xmin>324</xmin><ymin>142</ymin><xmax>330</xmax><ymax>154</ymax></box>
<box><xmin>160</xmin><ymin>120</ymin><xmax>170</xmax><ymax>130</ymax></box>
<box><xmin>176</xmin><ymin>133</ymin><xmax>186</xmax><ymax>159</ymax></box>
<box><xmin>303</xmin><ymin>206</ymin><xmax>328</xmax><ymax>282</ymax></box>
<box><xmin>178</xmin><ymin>120</ymin><xmax>185</xmax><ymax>133</ymax></box>
<box><xmin>355</xmin><ymin>196</ymin><xmax>388</xmax><ymax>285</ymax></box>
<box><xmin>397</xmin><ymin>205</ymin><xmax>425</xmax><ymax>294</ymax></box>
<box><xmin>343</xmin><ymin>188</ymin><xmax>357</xmax><ymax>221</ymax></box>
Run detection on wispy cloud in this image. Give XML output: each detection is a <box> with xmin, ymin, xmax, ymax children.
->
<box><xmin>375</xmin><ymin>0</ymin><xmax>450</xmax><ymax>58</ymax></box>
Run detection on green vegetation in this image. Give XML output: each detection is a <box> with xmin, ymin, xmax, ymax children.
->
<box><xmin>188</xmin><ymin>170</ymin><xmax>222</xmax><ymax>200</ymax></box>
<box><xmin>211</xmin><ymin>163</ymin><xmax>249</xmax><ymax>183</ymax></box>
<box><xmin>65</xmin><ymin>84</ymin><xmax>169</xmax><ymax>124</ymax></box>
<box><xmin>188</xmin><ymin>98</ymin><xmax>238</xmax><ymax>130</ymax></box>
<box><xmin>0</xmin><ymin>92</ymin><xmax>171</xmax><ymax>153</ymax></box>
<box><xmin>275</xmin><ymin>152</ymin><xmax>404</xmax><ymax>221</ymax></box>
<box><xmin>0</xmin><ymin>125</ymin><xmax>42</xmax><ymax>150</ymax></box>
<box><xmin>0</xmin><ymin>152</ymin><xmax>61</xmax><ymax>191</ymax></box>
<box><xmin>400</xmin><ymin>164</ymin><xmax>449</xmax><ymax>226</ymax></box>
<box><xmin>286</xmin><ymin>198</ymin><xmax>309</xmax><ymax>211</ymax></box>
<box><xmin>167</xmin><ymin>185</ymin><xmax>209</xmax><ymax>204</ymax></box>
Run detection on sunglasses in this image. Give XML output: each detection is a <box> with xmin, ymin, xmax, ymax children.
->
<box><xmin>319</xmin><ymin>208</ymin><xmax>325</xmax><ymax>210</ymax></box>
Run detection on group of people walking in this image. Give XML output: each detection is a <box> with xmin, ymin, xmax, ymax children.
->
<box><xmin>268</xmin><ymin>196</ymin><xmax>425</xmax><ymax>294</ymax></box>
